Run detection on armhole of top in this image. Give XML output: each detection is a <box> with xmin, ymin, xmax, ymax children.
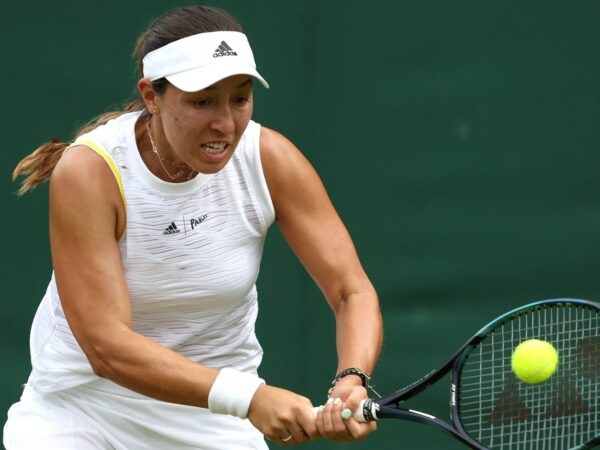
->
<box><xmin>249</xmin><ymin>124</ymin><xmax>276</xmax><ymax>228</ymax></box>
<box><xmin>70</xmin><ymin>139</ymin><xmax>127</xmax><ymax>211</ymax></box>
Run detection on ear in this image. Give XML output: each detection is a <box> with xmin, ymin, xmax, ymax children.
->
<box><xmin>138</xmin><ymin>78</ymin><xmax>159</xmax><ymax>113</ymax></box>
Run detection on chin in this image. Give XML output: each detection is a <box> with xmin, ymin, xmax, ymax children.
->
<box><xmin>196</xmin><ymin>161</ymin><xmax>230</xmax><ymax>174</ymax></box>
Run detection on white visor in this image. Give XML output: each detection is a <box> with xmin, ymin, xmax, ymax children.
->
<box><xmin>142</xmin><ymin>31</ymin><xmax>269</xmax><ymax>92</ymax></box>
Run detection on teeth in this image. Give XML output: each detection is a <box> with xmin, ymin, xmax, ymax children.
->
<box><xmin>202</xmin><ymin>143</ymin><xmax>227</xmax><ymax>154</ymax></box>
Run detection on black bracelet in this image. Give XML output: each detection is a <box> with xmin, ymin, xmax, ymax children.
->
<box><xmin>328</xmin><ymin>368</ymin><xmax>373</xmax><ymax>397</ymax></box>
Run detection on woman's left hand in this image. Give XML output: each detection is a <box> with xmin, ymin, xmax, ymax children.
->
<box><xmin>314</xmin><ymin>385</ymin><xmax>377</xmax><ymax>442</ymax></box>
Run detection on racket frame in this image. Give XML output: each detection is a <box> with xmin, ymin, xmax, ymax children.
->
<box><xmin>359</xmin><ymin>298</ymin><xmax>600</xmax><ymax>450</ymax></box>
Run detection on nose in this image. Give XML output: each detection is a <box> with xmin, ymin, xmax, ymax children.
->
<box><xmin>209</xmin><ymin>103</ymin><xmax>235</xmax><ymax>134</ymax></box>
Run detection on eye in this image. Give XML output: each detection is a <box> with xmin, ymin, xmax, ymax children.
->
<box><xmin>187</xmin><ymin>94</ymin><xmax>212</xmax><ymax>107</ymax></box>
<box><xmin>234</xmin><ymin>96</ymin><xmax>250</xmax><ymax>105</ymax></box>
<box><xmin>233</xmin><ymin>90</ymin><xmax>253</xmax><ymax>106</ymax></box>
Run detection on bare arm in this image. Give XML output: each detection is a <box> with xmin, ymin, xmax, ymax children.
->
<box><xmin>260</xmin><ymin>127</ymin><xmax>383</xmax><ymax>439</ymax></box>
<box><xmin>50</xmin><ymin>146</ymin><xmax>218</xmax><ymax>407</ymax></box>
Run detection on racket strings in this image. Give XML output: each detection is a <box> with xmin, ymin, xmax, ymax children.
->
<box><xmin>457</xmin><ymin>303</ymin><xmax>599</xmax><ymax>450</ymax></box>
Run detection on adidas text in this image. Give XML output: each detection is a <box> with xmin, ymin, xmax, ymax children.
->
<box><xmin>213</xmin><ymin>50</ymin><xmax>237</xmax><ymax>57</ymax></box>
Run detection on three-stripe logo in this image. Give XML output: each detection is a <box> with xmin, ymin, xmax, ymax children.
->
<box><xmin>213</xmin><ymin>41</ymin><xmax>237</xmax><ymax>58</ymax></box>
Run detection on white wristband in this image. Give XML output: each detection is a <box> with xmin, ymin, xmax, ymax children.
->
<box><xmin>208</xmin><ymin>368</ymin><xmax>265</xmax><ymax>419</ymax></box>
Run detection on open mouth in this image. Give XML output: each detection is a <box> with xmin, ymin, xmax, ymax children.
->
<box><xmin>201</xmin><ymin>142</ymin><xmax>228</xmax><ymax>155</ymax></box>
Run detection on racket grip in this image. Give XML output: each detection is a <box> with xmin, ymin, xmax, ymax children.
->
<box><xmin>353</xmin><ymin>399</ymin><xmax>369</xmax><ymax>422</ymax></box>
<box><xmin>311</xmin><ymin>399</ymin><xmax>371</xmax><ymax>422</ymax></box>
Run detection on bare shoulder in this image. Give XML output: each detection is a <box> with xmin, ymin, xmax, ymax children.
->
<box><xmin>50</xmin><ymin>145</ymin><xmax>124</xmax><ymax>237</ymax></box>
<box><xmin>259</xmin><ymin>126</ymin><xmax>333</xmax><ymax>223</ymax></box>
<box><xmin>259</xmin><ymin>126</ymin><xmax>300</xmax><ymax>164</ymax></box>
<box><xmin>53</xmin><ymin>145</ymin><xmax>105</xmax><ymax>183</ymax></box>
<box><xmin>259</xmin><ymin>126</ymin><xmax>317</xmax><ymax>186</ymax></box>
<box><xmin>52</xmin><ymin>145</ymin><xmax>120</xmax><ymax>201</ymax></box>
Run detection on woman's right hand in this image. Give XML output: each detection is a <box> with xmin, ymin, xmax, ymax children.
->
<box><xmin>247</xmin><ymin>384</ymin><xmax>318</xmax><ymax>445</ymax></box>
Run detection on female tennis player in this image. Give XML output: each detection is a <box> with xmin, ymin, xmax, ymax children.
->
<box><xmin>3</xmin><ymin>5</ymin><xmax>382</xmax><ymax>449</ymax></box>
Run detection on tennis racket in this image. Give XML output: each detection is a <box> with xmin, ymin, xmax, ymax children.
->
<box><xmin>345</xmin><ymin>298</ymin><xmax>600</xmax><ymax>450</ymax></box>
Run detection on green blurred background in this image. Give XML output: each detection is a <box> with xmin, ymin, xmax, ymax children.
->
<box><xmin>2</xmin><ymin>1</ymin><xmax>600</xmax><ymax>448</ymax></box>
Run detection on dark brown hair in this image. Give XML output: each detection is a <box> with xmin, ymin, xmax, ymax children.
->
<box><xmin>13</xmin><ymin>5</ymin><xmax>243</xmax><ymax>194</ymax></box>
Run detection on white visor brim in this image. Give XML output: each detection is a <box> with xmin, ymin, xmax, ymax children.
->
<box><xmin>142</xmin><ymin>31</ymin><xmax>269</xmax><ymax>92</ymax></box>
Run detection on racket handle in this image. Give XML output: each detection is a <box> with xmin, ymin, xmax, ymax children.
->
<box><xmin>311</xmin><ymin>399</ymin><xmax>373</xmax><ymax>422</ymax></box>
<box><xmin>353</xmin><ymin>399</ymin><xmax>370</xmax><ymax>422</ymax></box>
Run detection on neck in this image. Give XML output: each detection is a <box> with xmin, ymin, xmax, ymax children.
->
<box><xmin>143</xmin><ymin>115</ymin><xmax>197</xmax><ymax>182</ymax></box>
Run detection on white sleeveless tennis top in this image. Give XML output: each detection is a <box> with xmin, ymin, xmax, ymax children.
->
<box><xmin>25</xmin><ymin>111</ymin><xmax>275</xmax><ymax>449</ymax></box>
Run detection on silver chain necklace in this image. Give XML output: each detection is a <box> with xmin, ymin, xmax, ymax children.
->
<box><xmin>145</xmin><ymin>117</ymin><xmax>196</xmax><ymax>181</ymax></box>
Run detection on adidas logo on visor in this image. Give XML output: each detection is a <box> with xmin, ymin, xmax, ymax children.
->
<box><xmin>213</xmin><ymin>40</ymin><xmax>237</xmax><ymax>58</ymax></box>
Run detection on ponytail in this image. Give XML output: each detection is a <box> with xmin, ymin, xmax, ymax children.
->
<box><xmin>12</xmin><ymin>99</ymin><xmax>144</xmax><ymax>195</ymax></box>
<box><xmin>14</xmin><ymin>5</ymin><xmax>242</xmax><ymax>195</ymax></box>
<box><xmin>13</xmin><ymin>139</ymin><xmax>70</xmax><ymax>196</ymax></box>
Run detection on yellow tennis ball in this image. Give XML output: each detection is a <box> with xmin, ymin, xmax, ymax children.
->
<box><xmin>511</xmin><ymin>339</ymin><xmax>558</xmax><ymax>384</ymax></box>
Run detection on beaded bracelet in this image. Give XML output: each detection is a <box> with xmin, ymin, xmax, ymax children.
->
<box><xmin>328</xmin><ymin>367</ymin><xmax>380</xmax><ymax>397</ymax></box>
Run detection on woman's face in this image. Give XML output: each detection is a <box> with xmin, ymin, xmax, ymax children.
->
<box><xmin>154</xmin><ymin>74</ymin><xmax>254</xmax><ymax>175</ymax></box>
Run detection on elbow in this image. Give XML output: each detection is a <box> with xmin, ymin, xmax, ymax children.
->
<box><xmin>80</xmin><ymin>338</ymin><xmax>122</xmax><ymax>380</ymax></box>
<box><xmin>70</xmin><ymin>321</ymin><xmax>133</xmax><ymax>380</ymax></box>
<box><xmin>88</xmin><ymin>354</ymin><xmax>112</xmax><ymax>379</ymax></box>
<box><xmin>334</xmin><ymin>288</ymin><xmax>381</xmax><ymax>323</ymax></box>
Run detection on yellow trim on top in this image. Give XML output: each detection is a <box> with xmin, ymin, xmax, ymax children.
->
<box><xmin>74</xmin><ymin>139</ymin><xmax>126</xmax><ymax>209</ymax></box>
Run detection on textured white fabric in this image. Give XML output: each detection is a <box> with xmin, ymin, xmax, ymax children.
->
<box><xmin>17</xmin><ymin>111</ymin><xmax>275</xmax><ymax>448</ymax></box>
<box><xmin>4</xmin><ymin>386</ymin><xmax>113</xmax><ymax>449</ymax></box>
<box><xmin>5</xmin><ymin>382</ymin><xmax>269</xmax><ymax>450</ymax></box>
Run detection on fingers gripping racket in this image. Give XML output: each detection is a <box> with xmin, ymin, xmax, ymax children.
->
<box><xmin>350</xmin><ymin>299</ymin><xmax>600</xmax><ymax>450</ymax></box>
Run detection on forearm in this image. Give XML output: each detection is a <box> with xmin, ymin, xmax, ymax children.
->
<box><xmin>334</xmin><ymin>290</ymin><xmax>383</xmax><ymax>380</ymax></box>
<box><xmin>84</xmin><ymin>325</ymin><xmax>218</xmax><ymax>407</ymax></box>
